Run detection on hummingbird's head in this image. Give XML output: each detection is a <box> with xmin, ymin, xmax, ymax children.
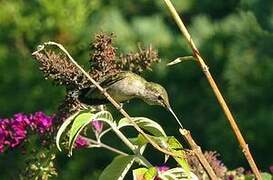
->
<box><xmin>143</xmin><ymin>82</ymin><xmax>170</xmax><ymax>109</ymax></box>
<box><xmin>143</xmin><ymin>82</ymin><xmax>184</xmax><ymax>129</ymax></box>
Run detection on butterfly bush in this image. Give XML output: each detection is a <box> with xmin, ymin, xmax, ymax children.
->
<box><xmin>29</xmin><ymin>112</ymin><xmax>53</xmax><ymax>134</ymax></box>
<box><xmin>0</xmin><ymin>112</ymin><xmax>93</xmax><ymax>153</ymax></box>
<box><xmin>0</xmin><ymin>112</ymin><xmax>52</xmax><ymax>152</ymax></box>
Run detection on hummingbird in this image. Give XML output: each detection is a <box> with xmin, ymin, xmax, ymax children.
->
<box><xmin>78</xmin><ymin>71</ymin><xmax>183</xmax><ymax>129</ymax></box>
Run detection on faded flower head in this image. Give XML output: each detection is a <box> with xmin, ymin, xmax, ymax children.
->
<box><xmin>204</xmin><ymin>151</ymin><xmax>227</xmax><ymax>178</ymax></box>
<box><xmin>54</xmin><ymin>90</ymin><xmax>82</xmax><ymax>123</ymax></box>
<box><xmin>117</xmin><ymin>45</ymin><xmax>159</xmax><ymax>74</ymax></box>
<box><xmin>89</xmin><ymin>32</ymin><xmax>119</xmax><ymax>81</ymax></box>
<box><xmin>187</xmin><ymin>150</ymin><xmax>227</xmax><ymax>178</ymax></box>
<box><xmin>225</xmin><ymin>167</ymin><xmax>245</xmax><ymax>180</ymax></box>
<box><xmin>22</xmin><ymin>150</ymin><xmax>57</xmax><ymax>179</ymax></box>
<box><xmin>32</xmin><ymin>49</ymin><xmax>90</xmax><ymax>89</ymax></box>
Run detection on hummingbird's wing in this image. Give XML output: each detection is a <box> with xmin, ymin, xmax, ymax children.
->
<box><xmin>78</xmin><ymin>72</ymin><xmax>128</xmax><ymax>105</ymax></box>
<box><xmin>99</xmin><ymin>72</ymin><xmax>127</xmax><ymax>88</ymax></box>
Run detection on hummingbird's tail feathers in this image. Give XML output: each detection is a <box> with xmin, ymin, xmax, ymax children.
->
<box><xmin>78</xmin><ymin>87</ymin><xmax>109</xmax><ymax>106</ymax></box>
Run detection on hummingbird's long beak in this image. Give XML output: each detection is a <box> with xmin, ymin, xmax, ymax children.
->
<box><xmin>167</xmin><ymin>107</ymin><xmax>184</xmax><ymax>129</ymax></box>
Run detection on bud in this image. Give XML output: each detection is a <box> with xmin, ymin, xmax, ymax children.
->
<box><xmin>74</xmin><ymin>135</ymin><xmax>90</xmax><ymax>149</ymax></box>
<box><xmin>91</xmin><ymin>120</ymin><xmax>103</xmax><ymax>134</ymax></box>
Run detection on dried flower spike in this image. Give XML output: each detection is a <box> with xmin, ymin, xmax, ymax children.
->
<box><xmin>89</xmin><ymin>33</ymin><xmax>119</xmax><ymax>81</ymax></box>
<box><xmin>204</xmin><ymin>151</ymin><xmax>227</xmax><ymax>178</ymax></box>
<box><xmin>186</xmin><ymin>150</ymin><xmax>227</xmax><ymax>178</ymax></box>
<box><xmin>117</xmin><ymin>45</ymin><xmax>160</xmax><ymax>74</ymax></box>
<box><xmin>32</xmin><ymin>49</ymin><xmax>91</xmax><ymax>89</ymax></box>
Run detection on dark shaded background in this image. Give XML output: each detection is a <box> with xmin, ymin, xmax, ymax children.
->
<box><xmin>0</xmin><ymin>0</ymin><xmax>272</xmax><ymax>179</ymax></box>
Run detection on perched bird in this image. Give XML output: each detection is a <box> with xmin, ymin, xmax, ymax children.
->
<box><xmin>79</xmin><ymin>71</ymin><xmax>183</xmax><ymax>128</ymax></box>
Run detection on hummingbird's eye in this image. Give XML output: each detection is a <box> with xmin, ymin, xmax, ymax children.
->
<box><xmin>157</xmin><ymin>95</ymin><xmax>163</xmax><ymax>101</ymax></box>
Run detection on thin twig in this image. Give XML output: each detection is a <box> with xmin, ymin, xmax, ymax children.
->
<box><xmin>162</xmin><ymin>0</ymin><xmax>261</xmax><ymax>179</ymax></box>
<box><xmin>180</xmin><ymin>129</ymin><xmax>217</xmax><ymax>180</ymax></box>
<box><xmin>81</xmin><ymin>136</ymin><xmax>128</xmax><ymax>156</ymax></box>
<box><xmin>32</xmin><ymin>42</ymin><xmax>184</xmax><ymax>159</ymax></box>
<box><xmin>167</xmin><ymin>56</ymin><xmax>196</xmax><ymax>66</ymax></box>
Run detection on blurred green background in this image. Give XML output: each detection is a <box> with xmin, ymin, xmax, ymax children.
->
<box><xmin>0</xmin><ymin>0</ymin><xmax>273</xmax><ymax>179</ymax></box>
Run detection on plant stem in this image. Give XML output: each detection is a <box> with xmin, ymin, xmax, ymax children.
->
<box><xmin>106</xmin><ymin>123</ymin><xmax>153</xmax><ymax>167</ymax></box>
<box><xmin>32</xmin><ymin>42</ymin><xmax>184</xmax><ymax>159</ymax></box>
<box><xmin>110</xmin><ymin>124</ymin><xmax>137</xmax><ymax>153</ymax></box>
<box><xmin>180</xmin><ymin>129</ymin><xmax>217</xmax><ymax>180</ymax></box>
<box><xmin>81</xmin><ymin>127</ymin><xmax>153</xmax><ymax>167</ymax></box>
<box><xmin>81</xmin><ymin>136</ymin><xmax>128</xmax><ymax>156</ymax></box>
<box><xmin>162</xmin><ymin>0</ymin><xmax>261</xmax><ymax>179</ymax></box>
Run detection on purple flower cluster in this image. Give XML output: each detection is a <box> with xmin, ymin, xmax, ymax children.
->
<box><xmin>74</xmin><ymin>120</ymin><xmax>103</xmax><ymax>149</ymax></box>
<box><xmin>30</xmin><ymin>112</ymin><xmax>53</xmax><ymax>134</ymax></box>
<box><xmin>0</xmin><ymin>112</ymin><xmax>53</xmax><ymax>153</ymax></box>
<box><xmin>91</xmin><ymin>120</ymin><xmax>103</xmax><ymax>134</ymax></box>
<box><xmin>75</xmin><ymin>135</ymin><xmax>90</xmax><ymax>149</ymax></box>
<box><xmin>155</xmin><ymin>165</ymin><xmax>169</xmax><ymax>180</ymax></box>
<box><xmin>270</xmin><ymin>165</ymin><xmax>273</xmax><ymax>174</ymax></box>
<box><xmin>156</xmin><ymin>165</ymin><xmax>169</xmax><ymax>173</ymax></box>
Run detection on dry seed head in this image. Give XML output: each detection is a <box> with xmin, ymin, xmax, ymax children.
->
<box><xmin>32</xmin><ymin>49</ymin><xmax>91</xmax><ymax>89</ymax></box>
<box><xmin>117</xmin><ymin>45</ymin><xmax>160</xmax><ymax>74</ymax></box>
<box><xmin>89</xmin><ymin>33</ymin><xmax>119</xmax><ymax>80</ymax></box>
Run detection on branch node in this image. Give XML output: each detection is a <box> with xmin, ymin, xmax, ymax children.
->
<box><xmin>242</xmin><ymin>144</ymin><xmax>249</xmax><ymax>153</ymax></box>
<box><xmin>202</xmin><ymin>65</ymin><xmax>209</xmax><ymax>73</ymax></box>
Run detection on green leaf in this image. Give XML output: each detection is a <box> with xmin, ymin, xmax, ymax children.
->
<box><xmin>144</xmin><ymin>167</ymin><xmax>157</xmax><ymax>180</ymax></box>
<box><xmin>68</xmin><ymin>111</ymin><xmax>94</xmax><ymax>156</ymax></box>
<box><xmin>92</xmin><ymin>110</ymin><xmax>115</xmax><ymax>128</ymax></box>
<box><xmin>129</xmin><ymin>135</ymin><xmax>190</xmax><ymax>171</ymax></box>
<box><xmin>93</xmin><ymin>110</ymin><xmax>114</xmax><ymax>122</ymax></box>
<box><xmin>118</xmin><ymin>117</ymin><xmax>167</xmax><ymax>137</ymax></box>
<box><xmin>167</xmin><ymin>136</ymin><xmax>183</xmax><ymax>149</ymax></box>
<box><xmin>158</xmin><ymin>167</ymin><xmax>198</xmax><ymax>180</ymax></box>
<box><xmin>129</xmin><ymin>134</ymin><xmax>148</xmax><ymax>155</ymax></box>
<box><xmin>133</xmin><ymin>168</ymin><xmax>148</xmax><ymax>180</ymax></box>
<box><xmin>171</xmin><ymin>152</ymin><xmax>190</xmax><ymax>175</ymax></box>
<box><xmin>129</xmin><ymin>135</ymin><xmax>173</xmax><ymax>164</ymax></box>
<box><xmin>56</xmin><ymin>111</ymin><xmax>80</xmax><ymax>152</ymax></box>
<box><xmin>129</xmin><ymin>134</ymin><xmax>149</xmax><ymax>147</ymax></box>
<box><xmin>261</xmin><ymin>173</ymin><xmax>272</xmax><ymax>180</ymax></box>
<box><xmin>99</xmin><ymin>155</ymin><xmax>135</xmax><ymax>180</ymax></box>
<box><xmin>67</xmin><ymin>110</ymin><xmax>114</xmax><ymax>156</ymax></box>
<box><xmin>166</xmin><ymin>137</ymin><xmax>190</xmax><ymax>176</ymax></box>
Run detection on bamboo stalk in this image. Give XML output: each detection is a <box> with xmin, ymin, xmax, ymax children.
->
<box><xmin>180</xmin><ymin>129</ymin><xmax>218</xmax><ymax>180</ymax></box>
<box><xmin>162</xmin><ymin>0</ymin><xmax>261</xmax><ymax>179</ymax></box>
